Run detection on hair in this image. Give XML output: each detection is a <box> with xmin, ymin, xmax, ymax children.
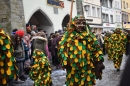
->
<box><xmin>31</xmin><ymin>31</ymin><xmax>36</xmax><ymax>36</ymax></box>
<box><xmin>55</xmin><ymin>33</ymin><xmax>60</xmax><ymax>37</ymax></box>
<box><xmin>37</xmin><ymin>32</ymin><xmax>46</xmax><ymax>38</ymax></box>
<box><xmin>12</xmin><ymin>29</ymin><xmax>18</xmax><ymax>32</ymax></box>
<box><xmin>52</xmin><ymin>34</ymin><xmax>56</xmax><ymax>38</ymax></box>
<box><xmin>10</xmin><ymin>34</ymin><xmax>15</xmax><ymax>46</ymax></box>
<box><xmin>14</xmin><ymin>34</ymin><xmax>22</xmax><ymax>49</ymax></box>
<box><xmin>55</xmin><ymin>31</ymin><xmax>58</xmax><ymax>34</ymax></box>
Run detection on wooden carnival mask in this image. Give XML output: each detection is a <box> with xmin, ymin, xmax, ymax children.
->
<box><xmin>74</xmin><ymin>15</ymin><xmax>86</xmax><ymax>33</ymax></box>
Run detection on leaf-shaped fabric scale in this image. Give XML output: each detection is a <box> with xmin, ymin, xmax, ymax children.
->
<box><xmin>87</xmin><ymin>76</ymin><xmax>90</xmax><ymax>81</ymax></box>
<box><xmin>5</xmin><ymin>44</ymin><xmax>10</xmax><ymax>49</ymax></box>
<box><xmin>2</xmin><ymin>78</ymin><xmax>6</xmax><ymax>84</ymax></box>
<box><xmin>6</xmin><ymin>68</ymin><xmax>11</xmax><ymax>75</ymax></box>
<box><xmin>1</xmin><ymin>68</ymin><xmax>4</xmax><ymax>74</ymax></box>
<box><xmin>0</xmin><ymin>39</ymin><xmax>3</xmax><ymax>45</ymax></box>
<box><xmin>74</xmin><ymin>50</ymin><xmax>78</xmax><ymax>54</ymax></box>
<box><xmin>63</xmin><ymin>60</ymin><xmax>67</xmax><ymax>65</ymax></box>
<box><xmin>6</xmin><ymin>52</ymin><xmax>11</xmax><ymax>58</ymax></box>
<box><xmin>7</xmin><ymin>60</ymin><xmax>12</xmax><ymax>66</ymax></box>
<box><xmin>78</xmin><ymin>46</ymin><xmax>82</xmax><ymax>50</ymax></box>
<box><xmin>2</xmin><ymin>45</ymin><xmax>6</xmax><ymax>50</ymax></box>
<box><xmin>0</xmin><ymin>61</ymin><xmax>4</xmax><ymax>66</ymax></box>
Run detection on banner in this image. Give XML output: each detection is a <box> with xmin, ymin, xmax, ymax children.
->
<box><xmin>47</xmin><ymin>0</ymin><xmax>64</xmax><ymax>8</ymax></box>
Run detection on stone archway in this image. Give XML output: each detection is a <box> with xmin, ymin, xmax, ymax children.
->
<box><xmin>28</xmin><ymin>9</ymin><xmax>54</xmax><ymax>35</ymax></box>
<box><xmin>62</xmin><ymin>14</ymin><xmax>70</xmax><ymax>30</ymax></box>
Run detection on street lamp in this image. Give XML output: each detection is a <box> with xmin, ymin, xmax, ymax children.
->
<box><xmin>84</xmin><ymin>5</ymin><xmax>88</xmax><ymax>12</ymax></box>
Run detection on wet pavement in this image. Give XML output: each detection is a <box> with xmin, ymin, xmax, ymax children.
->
<box><xmin>8</xmin><ymin>54</ymin><xmax>128</xmax><ymax>86</ymax></box>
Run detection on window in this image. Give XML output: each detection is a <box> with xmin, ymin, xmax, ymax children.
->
<box><xmin>106</xmin><ymin>14</ymin><xmax>109</xmax><ymax>22</ymax></box>
<box><xmin>102</xmin><ymin>0</ymin><xmax>108</xmax><ymax>7</ymax></box>
<box><xmin>92</xmin><ymin>7</ymin><xmax>96</xmax><ymax>17</ymax></box>
<box><xmin>97</xmin><ymin>8</ymin><xmax>100</xmax><ymax>17</ymax></box>
<box><xmin>102</xmin><ymin>13</ymin><xmax>109</xmax><ymax>22</ymax></box>
<box><xmin>126</xmin><ymin>15</ymin><xmax>128</xmax><ymax>22</ymax></box>
<box><xmin>110</xmin><ymin>15</ymin><xmax>113</xmax><ymax>23</ymax></box>
<box><xmin>116</xmin><ymin>15</ymin><xmax>121</xmax><ymax>22</ymax></box>
<box><xmin>118</xmin><ymin>2</ymin><xmax>120</xmax><ymax>9</ymax></box>
<box><xmin>116</xmin><ymin>15</ymin><xmax>118</xmax><ymax>22</ymax></box>
<box><xmin>85</xmin><ymin>5</ymin><xmax>91</xmax><ymax>16</ymax></box>
<box><xmin>126</xmin><ymin>3</ymin><xmax>128</xmax><ymax>8</ymax></box>
<box><xmin>109</xmin><ymin>0</ymin><xmax>112</xmax><ymax>8</ymax></box>
<box><xmin>115</xmin><ymin>1</ymin><xmax>117</xmax><ymax>8</ymax></box>
<box><xmin>122</xmin><ymin>14</ymin><xmax>125</xmax><ymax>22</ymax></box>
<box><xmin>118</xmin><ymin>15</ymin><xmax>120</xmax><ymax>22</ymax></box>
<box><xmin>53</xmin><ymin>7</ymin><xmax>58</xmax><ymax>14</ymax></box>
<box><xmin>123</xmin><ymin>1</ymin><xmax>125</xmax><ymax>9</ymax></box>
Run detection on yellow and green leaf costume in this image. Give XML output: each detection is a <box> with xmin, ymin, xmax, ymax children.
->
<box><xmin>110</xmin><ymin>29</ymin><xmax>127</xmax><ymax>69</ymax></box>
<box><xmin>104</xmin><ymin>32</ymin><xmax>112</xmax><ymax>60</ymax></box>
<box><xmin>58</xmin><ymin>16</ymin><xmax>104</xmax><ymax>86</ymax></box>
<box><xmin>29</xmin><ymin>49</ymin><xmax>52</xmax><ymax>86</ymax></box>
<box><xmin>0</xmin><ymin>29</ymin><xmax>18</xmax><ymax>85</ymax></box>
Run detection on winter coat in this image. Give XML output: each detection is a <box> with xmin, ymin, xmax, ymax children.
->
<box><xmin>14</xmin><ymin>41</ymin><xmax>25</xmax><ymax>63</ymax></box>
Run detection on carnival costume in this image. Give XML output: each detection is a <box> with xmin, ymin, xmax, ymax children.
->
<box><xmin>0</xmin><ymin>29</ymin><xmax>18</xmax><ymax>85</ymax></box>
<box><xmin>29</xmin><ymin>36</ymin><xmax>52</xmax><ymax>86</ymax></box>
<box><xmin>58</xmin><ymin>16</ymin><xmax>105</xmax><ymax>86</ymax></box>
<box><xmin>104</xmin><ymin>32</ymin><xmax>112</xmax><ymax>60</ymax></box>
<box><xmin>110</xmin><ymin>28</ymin><xmax>127</xmax><ymax>69</ymax></box>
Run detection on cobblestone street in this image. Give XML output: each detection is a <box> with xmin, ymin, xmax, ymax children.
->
<box><xmin>9</xmin><ymin>54</ymin><xmax>128</xmax><ymax>86</ymax></box>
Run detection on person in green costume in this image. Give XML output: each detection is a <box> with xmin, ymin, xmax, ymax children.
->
<box><xmin>110</xmin><ymin>28</ymin><xmax>127</xmax><ymax>71</ymax></box>
<box><xmin>58</xmin><ymin>15</ymin><xmax>105</xmax><ymax>86</ymax></box>
<box><xmin>0</xmin><ymin>29</ymin><xmax>18</xmax><ymax>85</ymax></box>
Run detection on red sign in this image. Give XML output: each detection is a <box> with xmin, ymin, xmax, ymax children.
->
<box><xmin>106</xmin><ymin>23</ymin><xmax>110</xmax><ymax>26</ymax></box>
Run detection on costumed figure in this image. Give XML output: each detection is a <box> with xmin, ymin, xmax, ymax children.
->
<box><xmin>0</xmin><ymin>29</ymin><xmax>18</xmax><ymax>85</ymax></box>
<box><xmin>125</xmin><ymin>30</ymin><xmax>130</xmax><ymax>56</ymax></box>
<box><xmin>104</xmin><ymin>32</ymin><xmax>112</xmax><ymax>60</ymax></box>
<box><xmin>58</xmin><ymin>15</ymin><xmax>105</xmax><ymax>86</ymax></box>
<box><xmin>29</xmin><ymin>32</ymin><xmax>52</xmax><ymax>86</ymax></box>
<box><xmin>110</xmin><ymin>28</ymin><xmax>127</xmax><ymax>71</ymax></box>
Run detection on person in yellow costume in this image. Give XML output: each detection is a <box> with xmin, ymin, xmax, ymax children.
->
<box><xmin>104</xmin><ymin>32</ymin><xmax>112</xmax><ymax>60</ymax></box>
<box><xmin>58</xmin><ymin>15</ymin><xmax>105</xmax><ymax>86</ymax></box>
<box><xmin>110</xmin><ymin>28</ymin><xmax>127</xmax><ymax>71</ymax></box>
<box><xmin>0</xmin><ymin>29</ymin><xmax>18</xmax><ymax>86</ymax></box>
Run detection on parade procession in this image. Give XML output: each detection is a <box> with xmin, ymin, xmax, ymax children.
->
<box><xmin>0</xmin><ymin>0</ymin><xmax>130</xmax><ymax>86</ymax></box>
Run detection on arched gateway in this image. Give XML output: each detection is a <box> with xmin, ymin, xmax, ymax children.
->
<box><xmin>28</xmin><ymin>9</ymin><xmax>54</xmax><ymax>35</ymax></box>
<box><xmin>62</xmin><ymin>14</ymin><xmax>70</xmax><ymax>30</ymax></box>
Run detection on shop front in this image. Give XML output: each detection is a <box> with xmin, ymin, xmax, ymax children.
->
<box><xmin>103</xmin><ymin>23</ymin><xmax>115</xmax><ymax>32</ymax></box>
<box><xmin>89</xmin><ymin>25</ymin><xmax>103</xmax><ymax>34</ymax></box>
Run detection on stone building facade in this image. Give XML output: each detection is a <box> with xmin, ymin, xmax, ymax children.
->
<box><xmin>0</xmin><ymin>0</ymin><xmax>25</xmax><ymax>33</ymax></box>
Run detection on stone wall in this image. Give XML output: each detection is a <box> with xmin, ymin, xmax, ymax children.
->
<box><xmin>0</xmin><ymin>0</ymin><xmax>25</xmax><ymax>34</ymax></box>
<box><xmin>76</xmin><ymin>0</ymin><xmax>84</xmax><ymax>16</ymax></box>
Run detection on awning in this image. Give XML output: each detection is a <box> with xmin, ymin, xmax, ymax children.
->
<box><xmin>89</xmin><ymin>25</ymin><xmax>104</xmax><ymax>28</ymax></box>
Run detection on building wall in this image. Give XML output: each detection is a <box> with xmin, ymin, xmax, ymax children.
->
<box><xmin>0</xmin><ymin>0</ymin><xmax>25</xmax><ymax>33</ymax></box>
<box><xmin>82</xmin><ymin>0</ymin><xmax>103</xmax><ymax>34</ymax></box>
<box><xmin>82</xmin><ymin>0</ymin><xmax>102</xmax><ymax>24</ymax></box>
<box><xmin>122</xmin><ymin>0</ymin><xmax>130</xmax><ymax>29</ymax></box>
<box><xmin>113</xmin><ymin>0</ymin><xmax>122</xmax><ymax>28</ymax></box>
<box><xmin>101</xmin><ymin>0</ymin><xmax>121</xmax><ymax>32</ymax></box>
<box><xmin>23</xmin><ymin>0</ymin><xmax>77</xmax><ymax>32</ymax></box>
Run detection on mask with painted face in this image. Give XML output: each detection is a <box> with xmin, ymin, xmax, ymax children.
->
<box><xmin>73</xmin><ymin>15</ymin><xmax>86</xmax><ymax>33</ymax></box>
